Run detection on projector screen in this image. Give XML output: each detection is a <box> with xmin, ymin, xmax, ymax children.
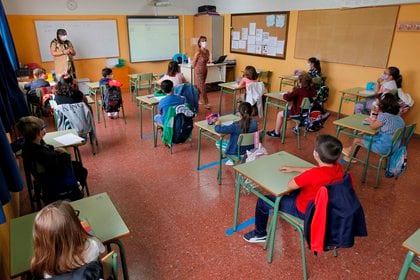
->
<box><xmin>127</xmin><ymin>16</ymin><xmax>180</xmax><ymax>62</ymax></box>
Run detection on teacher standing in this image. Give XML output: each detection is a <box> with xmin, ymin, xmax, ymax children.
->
<box><xmin>192</xmin><ymin>36</ymin><xmax>211</xmax><ymax>109</ymax></box>
<box><xmin>50</xmin><ymin>29</ymin><xmax>76</xmax><ymax>80</ymax></box>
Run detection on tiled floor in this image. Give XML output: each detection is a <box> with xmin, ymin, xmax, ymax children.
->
<box><xmin>21</xmin><ymin>89</ymin><xmax>420</xmax><ymax>279</ymax></box>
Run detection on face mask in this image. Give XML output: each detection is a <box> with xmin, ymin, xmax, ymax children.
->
<box><xmin>306</xmin><ymin>63</ymin><xmax>311</xmax><ymax>69</ymax></box>
<box><xmin>59</xmin><ymin>35</ymin><xmax>67</xmax><ymax>41</ymax></box>
<box><xmin>200</xmin><ymin>41</ymin><xmax>207</xmax><ymax>48</ymax></box>
<box><xmin>381</xmin><ymin>73</ymin><xmax>389</xmax><ymax>80</ymax></box>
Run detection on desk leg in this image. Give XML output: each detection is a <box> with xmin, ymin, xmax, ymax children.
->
<box><xmin>197</xmin><ymin>128</ymin><xmax>202</xmax><ymax>170</ymax></box>
<box><xmin>398</xmin><ymin>250</ymin><xmax>417</xmax><ymax>280</ymax></box>
<box><xmin>73</xmin><ymin>146</ymin><xmax>83</xmax><ymax>165</ymax></box>
<box><xmin>232</xmin><ymin>89</ymin><xmax>237</xmax><ymax>114</ymax></box>
<box><xmin>262</xmin><ymin>97</ymin><xmax>269</xmax><ymax>136</ymax></box>
<box><xmin>218</xmin><ymin>89</ymin><xmax>224</xmax><ymax>115</ymax></box>
<box><xmin>279</xmin><ymin>78</ymin><xmax>283</xmax><ymax>91</ymax></box>
<box><xmin>281</xmin><ymin>107</ymin><xmax>288</xmax><ymax>144</ymax></box>
<box><xmin>362</xmin><ymin>135</ymin><xmax>373</xmax><ymax>183</ymax></box>
<box><xmin>233</xmin><ymin>174</ymin><xmax>242</xmax><ymax>231</ymax></box>
<box><xmin>337</xmin><ymin>93</ymin><xmax>345</xmax><ymax>119</ymax></box>
<box><xmin>107</xmin><ymin>239</ymin><xmax>129</xmax><ymax>280</ymax></box>
<box><xmin>217</xmin><ymin>136</ymin><xmax>224</xmax><ymax>185</ymax></box>
<box><xmin>266</xmin><ymin>196</ymin><xmax>282</xmax><ymax>263</ymax></box>
<box><xmin>139</xmin><ymin>101</ymin><xmax>143</xmax><ymax>139</ymax></box>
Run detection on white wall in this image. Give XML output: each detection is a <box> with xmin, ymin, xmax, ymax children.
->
<box><xmin>3</xmin><ymin>0</ymin><xmax>419</xmax><ymax>15</ymax></box>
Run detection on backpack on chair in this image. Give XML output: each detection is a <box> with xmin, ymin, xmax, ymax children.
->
<box><xmin>172</xmin><ymin>104</ymin><xmax>195</xmax><ymax>144</ymax></box>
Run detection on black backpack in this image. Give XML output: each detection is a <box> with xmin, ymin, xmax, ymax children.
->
<box><xmin>172</xmin><ymin>112</ymin><xmax>194</xmax><ymax>144</ymax></box>
<box><xmin>103</xmin><ymin>86</ymin><xmax>121</xmax><ymax>112</ymax></box>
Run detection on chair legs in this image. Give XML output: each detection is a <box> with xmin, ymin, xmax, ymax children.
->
<box><xmin>398</xmin><ymin>250</ymin><xmax>420</xmax><ymax>280</ymax></box>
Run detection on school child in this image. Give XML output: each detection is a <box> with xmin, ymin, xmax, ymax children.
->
<box><xmin>99</xmin><ymin>67</ymin><xmax>123</xmax><ymax>119</ymax></box>
<box><xmin>267</xmin><ymin>73</ymin><xmax>316</xmax><ymax>137</ymax></box>
<box><xmin>307</xmin><ymin>57</ymin><xmax>322</xmax><ymax>78</ymax></box>
<box><xmin>243</xmin><ymin>134</ymin><xmax>344</xmax><ymax>242</ymax></box>
<box><xmin>237</xmin><ymin>65</ymin><xmax>259</xmax><ymax>88</ymax></box>
<box><xmin>157</xmin><ymin>61</ymin><xmax>187</xmax><ymax>87</ymax></box>
<box><xmin>16</xmin><ymin>116</ymin><xmax>86</xmax><ymax>203</ymax></box>
<box><xmin>214</xmin><ymin>102</ymin><xmax>258</xmax><ymax>166</ymax></box>
<box><xmin>24</xmin><ymin>68</ymin><xmax>50</xmax><ymax>92</ymax></box>
<box><xmin>31</xmin><ymin>201</ymin><xmax>105</xmax><ymax>278</ymax></box>
<box><xmin>54</xmin><ymin>73</ymin><xmax>85</xmax><ymax>105</ymax></box>
<box><xmin>354</xmin><ymin>66</ymin><xmax>402</xmax><ymax>114</ymax></box>
<box><xmin>154</xmin><ymin>80</ymin><xmax>185</xmax><ymax>125</ymax></box>
<box><xmin>343</xmin><ymin>94</ymin><xmax>405</xmax><ymax>161</ymax></box>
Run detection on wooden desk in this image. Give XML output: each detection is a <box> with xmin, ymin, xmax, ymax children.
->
<box><xmin>218</xmin><ymin>82</ymin><xmax>245</xmax><ymax>115</ymax></box>
<box><xmin>279</xmin><ymin>75</ymin><xmax>298</xmax><ymax>91</ymax></box>
<box><xmin>43</xmin><ymin>129</ymin><xmax>85</xmax><ymax>163</ymax></box>
<box><xmin>86</xmin><ymin>82</ymin><xmax>101</xmax><ymax>122</ymax></box>
<box><xmin>180</xmin><ymin>63</ymin><xmax>226</xmax><ymax>86</ymax></box>
<box><xmin>10</xmin><ymin>193</ymin><xmax>130</xmax><ymax>279</ymax></box>
<box><xmin>262</xmin><ymin>91</ymin><xmax>289</xmax><ymax>143</ymax></box>
<box><xmin>195</xmin><ymin>114</ymin><xmax>240</xmax><ymax>185</ymax></box>
<box><xmin>136</xmin><ymin>94</ymin><xmax>162</xmax><ymax>139</ymax></box>
<box><xmin>233</xmin><ymin>151</ymin><xmax>313</xmax><ymax>263</ymax></box>
<box><xmin>398</xmin><ymin>229</ymin><xmax>420</xmax><ymax>279</ymax></box>
<box><xmin>333</xmin><ymin>114</ymin><xmax>377</xmax><ymax>183</ymax></box>
<box><xmin>337</xmin><ymin>87</ymin><xmax>376</xmax><ymax>119</ymax></box>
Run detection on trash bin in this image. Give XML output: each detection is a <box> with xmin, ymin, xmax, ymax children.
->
<box><xmin>78</xmin><ymin>78</ymin><xmax>90</xmax><ymax>95</ymax></box>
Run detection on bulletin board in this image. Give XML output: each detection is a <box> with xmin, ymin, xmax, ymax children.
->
<box><xmin>295</xmin><ymin>6</ymin><xmax>399</xmax><ymax>68</ymax></box>
<box><xmin>230</xmin><ymin>12</ymin><xmax>289</xmax><ymax>59</ymax></box>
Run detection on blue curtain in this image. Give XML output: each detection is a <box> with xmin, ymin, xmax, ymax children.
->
<box><xmin>0</xmin><ymin>1</ymin><xmax>18</xmax><ymax>70</ymax></box>
<box><xmin>0</xmin><ymin>119</ymin><xmax>24</xmax><ymax>223</ymax></box>
<box><xmin>0</xmin><ymin>32</ymin><xmax>29</xmax><ymax>132</ymax></box>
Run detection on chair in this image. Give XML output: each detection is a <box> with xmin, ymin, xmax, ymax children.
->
<box><xmin>258</xmin><ymin>70</ymin><xmax>272</xmax><ymax>93</ymax></box>
<box><xmin>345</xmin><ymin>126</ymin><xmax>407</xmax><ymax>188</ymax></box>
<box><xmin>225</xmin><ymin>132</ymin><xmax>255</xmax><ymax>165</ymax></box>
<box><xmin>290</xmin><ymin>97</ymin><xmax>311</xmax><ymax>149</ymax></box>
<box><xmin>54</xmin><ymin>102</ymin><xmax>98</xmax><ymax>155</ymax></box>
<box><xmin>135</xmin><ymin>73</ymin><xmax>154</xmax><ymax>101</ymax></box>
<box><xmin>99</xmin><ymin>85</ymin><xmax>127</xmax><ymax>128</ymax></box>
<box><xmin>102</xmin><ymin>250</ymin><xmax>118</xmax><ymax>280</ymax></box>
<box><xmin>28</xmin><ymin>86</ymin><xmax>53</xmax><ymax>116</ymax></box>
<box><xmin>398</xmin><ymin>229</ymin><xmax>420</xmax><ymax>280</ymax></box>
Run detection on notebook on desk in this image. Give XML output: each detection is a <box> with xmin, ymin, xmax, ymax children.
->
<box><xmin>212</xmin><ymin>55</ymin><xmax>227</xmax><ymax>64</ymax></box>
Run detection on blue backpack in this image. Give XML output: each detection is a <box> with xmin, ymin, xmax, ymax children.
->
<box><xmin>385</xmin><ymin>146</ymin><xmax>407</xmax><ymax>178</ymax></box>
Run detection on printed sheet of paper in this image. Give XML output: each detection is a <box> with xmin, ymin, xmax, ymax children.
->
<box><xmin>241</xmin><ymin>28</ymin><xmax>248</xmax><ymax>40</ymax></box>
<box><xmin>267</xmin><ymin>46</ymin><xmax>277</xmax><ymax>56</ymax></box>
<box><xmin>255</xmin><ymin>45</ymin><xmax>262</xmax><ymax>54</ymax></box>
<box><xmin>275</xmin><ymin>15</ymin><xmax>286</xmax><ymax>28</ymax></box>
<box><xmin>276</xmin><ymin>40</ymin><xmax>285</xmax><ymax>54</ymax></box>
<box><xmin>53</xmin><ymin>133</ymin><xmax>85</xmax><ymax>146</ymax></box>
<box><xmin>256</xmin><ymin>29</ymin><xmax>263</xmax><ymax>42</ymax></box>
<box><xmin>238</xmin><ymin>40</ymin><xmax>247</xmax><ymax>49</ymax></box>
<box><xmin>231</xmin><ymin>31</ymin><xmax>240</xmax><ymax>41</ymax></box>
<box><xmin>248</xmin><ymin>35</ymin><xmax>256</xmax><ymax>45</ymax></box>
<box><xmin>249</xmin><ymin>23</ymin><xmax>256</xmax><ymax>35</ymax></box>
<box><xmin>268</xmin><ymin>36</ymin><xmax>277</xmax><ymax>47</ymax></box>
<box><xmin>231</xmin><ymin>40</ymin><xmax>239</xmax><ymax>49</ymax></box>
<box><xmin>247</xmin><ymin>44</ymin><xmax>256</xmax><ymax>53</ymax></box>
<box><xmin>266</xmin><ymin>15</ymin><xmax>275</xmax><ymax>27</ymax></box>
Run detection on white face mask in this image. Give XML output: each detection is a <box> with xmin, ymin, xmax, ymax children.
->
<box><xmin>59</xmin><ymin>35</ymin><xmax>67</xmax><ymax>41</ymax></box>
<box><xmin>306</xmin><ymin>63</ymin><xmax>311</xmax><ymax>69</ymax></box>
<box><xmin>200</xmin><ymin>41</ymin><xmax>207</xmax><ymax>48</ymax></box>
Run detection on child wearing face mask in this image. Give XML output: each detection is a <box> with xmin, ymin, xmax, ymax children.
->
<box><xmin>354</xmin><ymin>66</ymin><xmax>402</xmax><ymax>115</ymax></box>
<box><xmin>192</xmin><ymin>35</ymin><xmax>211</xmax><ymax>109</ymax></box>
<box><xmin>50</xmin><ymin>29</ymin><xmax>77</xmax><ymax>80</ymax></box>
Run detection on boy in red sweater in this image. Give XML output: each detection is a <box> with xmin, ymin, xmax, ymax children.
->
<box><xmin>243</xmin><ymin>134</ymin><xmax>344</xmax><ymax>243</ymax></box>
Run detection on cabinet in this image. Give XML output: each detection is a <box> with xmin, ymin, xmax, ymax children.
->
<box><xmin>193</xmin><ymin>15</ymin><xmax>224</xmax><ymax>60</ymax></box>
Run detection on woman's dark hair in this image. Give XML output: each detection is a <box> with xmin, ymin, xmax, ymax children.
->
<box><xmin>56</xmin><ymin>29</ymin><xmax>67</xmax><ymax>43</ymax></box>
<box><xmin>298</xmin><ymin>73</ymin><xmax>313</xmax><ymax>89</ymax></box>
<box><xmin>308</xmin><ymin>57</ymin><xmax>321</xmax><ymax>74</ymax></box>
<box><xmin>238</xmin><ymin>102</ymin><xmax>253</xmax><ymax>133</ymax></box>
<box><xmin>167</xmin><ymin>61</ymin><xmax>180</xmax><ymax>77</ymax></box>
<box><xmin>378</xmin><ymin>94</ymin><xmax>400</xmax><ymax>115</ymax></box>
<box><xmin>388</xmin><ymin>66</ymin><xmax>402</xmax><ymax>88</ymax></box>
<box><xmin>315</xmin><ymin>135</ymin><xmax>343</xmax><ymax>164</ymax></box>
<box><xmin>243</xmin><ymin>66</ymin><xmax>258</xmax><ymax>80</ymax></box>
<box><xmin>56</xmin><ymin>74</ymin><xmax>77</xmax><ymax>97</ymax></box>
<box><xmin>198</xmin><ymin>36</ymin><xmax>207</xmax><ymax>48</ymax></box>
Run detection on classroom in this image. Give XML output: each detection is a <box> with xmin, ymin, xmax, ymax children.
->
<box><xmin>0</xmin><ymin>0</ymin><xmax>419</xmax><ymax>279</ymax></box>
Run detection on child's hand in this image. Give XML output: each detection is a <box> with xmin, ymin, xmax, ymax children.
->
<box><xmin>279</xmin><ymin>165</ymin><xmax>295</xmax><ymax>173</ymax></box>
<box><xmin>215</xmin><ymin>119</ymin><xmax>222</xmax><ymax>125</ymax></box>
<box><xmin>55</xmin><ymin>147</ymin><xmax>68</xmax><ymax>154</ymax></box>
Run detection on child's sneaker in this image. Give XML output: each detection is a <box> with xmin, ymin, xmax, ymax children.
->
<box><xmin>266</xmin><ymin>130</ymin><xmax>281</xmax><ymax>138</ymax></box>
<box><xmin>292</xmin><ymin>127</ymin><xmax>299</xmax><ymax>134</ymax></box>
<box><xmin>243</xmin><ymin>230</ymin><xmax>267</xmax><ymax>243</ymax></box>
<box><xmin>225</xmin><ymin>159</ymin><xmax>234</xmax><ymax>166</ymax></box>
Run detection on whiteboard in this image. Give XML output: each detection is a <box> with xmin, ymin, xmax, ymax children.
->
<box><xmin>127</xmin><ymin>16</ymin><xmax>180</xmax><ymax>62</ymax></box>
<box><xmin>35</xmin><ymin>20</ymin><xmax>119</xmax><ymax>62</ymax></box>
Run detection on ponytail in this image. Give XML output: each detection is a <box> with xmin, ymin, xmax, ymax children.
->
<box><xmin>388</xmin><ymin>66</ymin><xmax>402</xmax><ymax>88</ymax></box>
<box><xmin>238</xmin><ymin>102</ymin><xmax>252</xmax><ymax>133</ymax></box>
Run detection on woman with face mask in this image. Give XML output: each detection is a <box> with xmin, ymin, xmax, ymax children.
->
<box><xmin>192</xmin><ymin>36</ymin><xmax>211</xmax><ymax>109</ymax></box>
<box><xmin>50</xmin><ymin>29</ymin><xmax>77</xmax><ymax>80</ymax></box>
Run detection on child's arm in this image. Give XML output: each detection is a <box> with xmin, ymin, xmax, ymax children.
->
<box><xmin>279</xmin><ymin>165</ymin><xmax>311</xmax><ymax>173</ymax></box>
<box><xmin>192</xmin><ymin>52</ymin><xmax>199</xmax><ymax>68</ymax></box>
<box><xmin>368</xmin><ymin>118</ymin><xmax>384</xmax><ymax>130</ymax></box>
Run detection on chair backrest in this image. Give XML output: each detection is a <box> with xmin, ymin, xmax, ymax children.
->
<box><xmin>300</xmin><ymin>97</ymin><xmax>311</xmax><ymax>111</ymax></box>
<box><xmin>237</xmin><ymin>132</ymin><xmax>255</xmax><ymax>156</ymax></box>
<box><xmin>102</xmin><ymin>250</ymin><xmax>118</xmax><ymax>280</ymax></box>
<box><xmin>403</xmin><ymin>123</ymin><xmax>417</xmax><ymax>146</ymax></box>
<box><xmin>391</xmin><ymin>127</ymin><xmax>404</xmax><ymax>148</ymax></box>
<box><xmin>137</xmin><ymin>73</ymin><xmax>153</xmax><ymax>85</ymax></box>
<box><xmin>55</xmin><ymin>102</ymin><xmax>95</xmax><ymax>137</ymax></box>
<box><xmin>257</xmin><ymin>71</ymin><xmax>272</xmax><ymax>92</ymax></box>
